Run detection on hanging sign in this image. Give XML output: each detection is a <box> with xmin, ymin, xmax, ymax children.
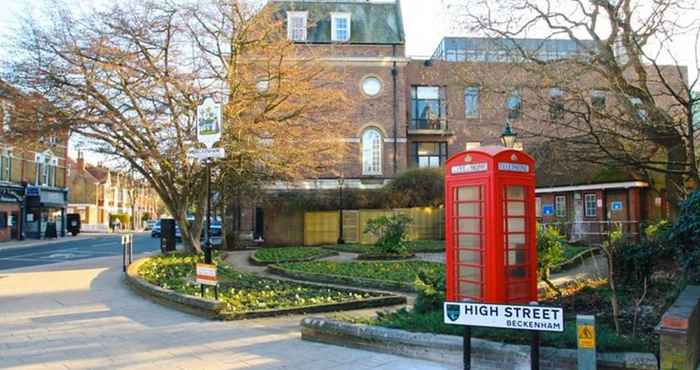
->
<box><xmin>196</xmin><ymin>263</ymin><xmax>218</xmax><ymax>286</ymax></box>
<box><xmin>196</xmin><ymin>98</ymin><xmax>223</xmax><ymax>149</ymax></box>
<box><xmin>444</xmin><ymin>301</ymin><xmax>564</xmax><ymax>332</ymax></box>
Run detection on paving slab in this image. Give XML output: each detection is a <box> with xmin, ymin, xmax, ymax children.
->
<box><xmin>0</xmin><ymin>254</ymin><xmax>456</xmax><ymax>370</ymax></box>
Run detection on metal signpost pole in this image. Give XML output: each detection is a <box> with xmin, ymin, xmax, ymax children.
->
<box><xmin>204</xmin><ymin>159</ymin><xmax>212</xmax><ymax>265</ymax></box>
<box><xmin>463</xmin><ymin>325</ymin><xmax>471</xmax><ymax>370</ymax></box>
<box><xmin>530</xmin><ymin>302</ymin><xmax>540</xmax><ymax>370</ymax></box>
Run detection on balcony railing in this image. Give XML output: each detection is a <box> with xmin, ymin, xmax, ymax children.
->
<box><xmin>408</xmin><ymin>118</ymin><xmax>450</xmax><ymax>133</ymax></box>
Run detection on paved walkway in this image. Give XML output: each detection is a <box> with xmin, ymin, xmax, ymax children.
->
<box><xmin>0</xmin><ymin>254</ymin><xmax>455</xmax><ymax>370</ymax></box>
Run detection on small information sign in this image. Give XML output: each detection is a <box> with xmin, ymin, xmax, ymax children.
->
<box><xmin>444</xmin><ymin>302</ymin><xmax>564</xmax><ymax>332</ymax></box>
<box><xmin>196</xmin><ymin>263</ymin><xmax>218</xmax><ymax>286</ymax></box>
<box><xmin>543</xmin><ymin>205</ymin><xmax>554</xmax><ymax>216</ymax></box>
<box><xmin>188</xmin><ymin>148</ymin><xmax>226</xmax><ymax>160</ymax></box>
<box><xmin>611</xmin><ymin>201</ymin><xmax>623</xmax><ymax>212</ymax></box>
<box><xmin>498</xmin><ymin>162</ymin><xmax>530</xmax><ymax>173</ymax></box>
<box><xmin>577</xmin><ymin>315</ymin><xmax>596</xmax><ymax>370</ymax></box>
<box><xmin>451</xmin><ymin>163</ymin><xmax>488</xmax><ymax>175</ymax></box>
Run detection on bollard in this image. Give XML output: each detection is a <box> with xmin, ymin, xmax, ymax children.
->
<box><xmin>577</xmin><ymin>315</ymin><xmax>596</xmax><ymax>370</ymax></box>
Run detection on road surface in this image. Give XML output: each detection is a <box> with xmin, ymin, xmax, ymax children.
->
<box><xmin>0</xmin><ymin>233</ymin><xmax>160</xmax><ymax>271</ymax></box>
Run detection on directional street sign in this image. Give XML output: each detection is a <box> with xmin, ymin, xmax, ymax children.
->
<box><xmin>188</xmin><ymin>148</ymin><xmax>225</xmax><ymax>160</ymax></box>
<box><xmin>444</xmin><ymin>301</ymin><xmax>564</xmax><ymax>332</ymax></box>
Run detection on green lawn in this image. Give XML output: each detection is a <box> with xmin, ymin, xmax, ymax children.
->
<box><xmin>138</xmin><ymin>254</ymin><xmax>379</xmax><ymax>313</ymax></box>
<box><xmin>323</xmin><ymin>240</ymin><xmax>444</xmax><ymax>254</ymax></box>
<box><xmin>277</xmin><ymin>260</ymin><xmax>443</xmax><ymax>283</ymax></box>
<box><xmin>252</xmin><ymin>247</ymin><xmax>336</xmax><ymax>264</ymax></box>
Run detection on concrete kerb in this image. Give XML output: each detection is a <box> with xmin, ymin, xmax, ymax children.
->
<box><xmin>125</xmin><ymin>256</ymin><xmax>408</xmax><ymax>320</ymax></box>
<box><xmin>300</xmin><ymin>317</ymin><xmax>658</xmax><ymax>370</ymax></box>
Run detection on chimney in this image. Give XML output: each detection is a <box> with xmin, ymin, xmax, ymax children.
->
<box><xmin>76</xmin><ymin>151</ymin><xmax>86</xmax><ymax>171</ymax></box>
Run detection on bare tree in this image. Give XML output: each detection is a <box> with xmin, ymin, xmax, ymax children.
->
<box><xmin>454</xmin><ymin>0</ymin><xmax>700</xmax><ymax>213</ymax></box>
<box><xmin>6</xmin><ymin>0</ymin><xmax>349</xmax><ymax>251</ymax></box>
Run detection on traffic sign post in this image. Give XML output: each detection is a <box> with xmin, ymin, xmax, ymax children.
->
<box><xmin>577</xmin><ymin>315</ymin><xmax>596</xmax><ymax>370</ymax></box>
<box><xmin>444</xmin><ymin>301</ymin><xmax>564</xmax><ymax>370</ymax></box>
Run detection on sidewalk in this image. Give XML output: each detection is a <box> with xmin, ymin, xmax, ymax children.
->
<box><xmin>0</xmin><ymin>254</ymin><xmax>456</xmax><ymax>370</ymax></box>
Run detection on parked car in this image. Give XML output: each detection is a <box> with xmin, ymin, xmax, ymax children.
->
<box><xmin>151</xmin><ymin>220</ymin><xmax>161</xmax><ymax>238</ymax></box>
<box><xmin>144</xmin><ymin>220</ymin><xmax>156</xmax><ymax>231</ymax></box>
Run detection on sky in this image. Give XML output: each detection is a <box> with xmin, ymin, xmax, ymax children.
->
<box><xmin>0</xmin><ymin>0</ymin><xmax>698</xmax><ymax>164</ymax></box>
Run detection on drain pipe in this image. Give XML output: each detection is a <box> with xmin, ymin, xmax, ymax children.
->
<box><xmin>392</xmin><ymin>45</ymin><xmax>399</xmax><ymax>175</ymax></box>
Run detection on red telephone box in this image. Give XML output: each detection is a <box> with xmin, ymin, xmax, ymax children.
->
<box><xmin>445</xmin><ymin>146</ymin><xmax>537</xmax><ymax>304</ymax></box>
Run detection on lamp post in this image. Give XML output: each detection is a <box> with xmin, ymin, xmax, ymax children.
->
<box><xmin>337</xmin><ymin>176</ymin><xmax>345</xmax><ymax>244</ymax></box>
<box><xmin>500</xmin><ymin>119</ymin><xmax>518</xmax><ymax>149</ymax></box>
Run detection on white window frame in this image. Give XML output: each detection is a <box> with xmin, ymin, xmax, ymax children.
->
<box><xmin>536</xmin><ymin>197</ymin><xmax>542</xmax><ymax>217</ymax></box>
<box><xmin>584</xmin><ymin>193</ymin><xmax>597</xmax><ymax>218</ymax></box>
<box><xmin>464</xmin><ymin>86</ymin><xmax>480</xmax><ymax>118</ymax></box>
<box><xmin>331</xmin><ymin>12</ymin><xmax>351</xmax><ymax>42</ymax></box>
<box><xmin>286</xmin><ymin>11</ymin><xmax>308</xmax><ymax>42</ymax></box>
<box><xmin>361</xmin><ymin>128</ymin><xmax>382</xmax><ymax>175</ymax></box>
<box><xmin>1</xmin><ymin>101</ymin><xmax>11</xmax><ymax>133</ymax></box>
<box><xmin>555</xmin><ymin>195</ymin><xmax>566</xmax><ymax>217</ymax></box>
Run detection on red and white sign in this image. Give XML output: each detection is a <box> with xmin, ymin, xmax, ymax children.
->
<box><xmin>196</xmin><ymin>263</ymin><xmax>218</xmax><ymax>286</ymax></box>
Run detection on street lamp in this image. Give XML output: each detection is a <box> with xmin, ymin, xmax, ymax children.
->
<box><xmin>337</xmin><ymin>176</ymin><xmax>345</xmax><ymax>245</ymax></box>
<box><xmin>500</xmin><ymin>119</ymin><xmax>518</xmax><ymax>149</ymax></box>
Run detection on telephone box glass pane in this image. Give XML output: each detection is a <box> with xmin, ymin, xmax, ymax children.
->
<box><xmin>459</xmin><ymin>266</ymin><xmax>481</xmax><ymax>281</ymax></box>
<box><xmin>459</xmin><ymin>282</ymin><xmax>481</xmax><ymax>298</ymax></box>
<box><xmin>458</xmin><ymin>203</ymin><xmax>481</xmax><ymax>217</ymax></box>
<box><xmin>458</xmin><ymin>234</ymin><xmax>481</xmax><ymax>248</ymax></box>
<box><xmin>508</xmin><ymin>266</ymin><xmax>527</xmax><ymax>279</ymax></box>
<box><xmin>506</xmin><ymin>201</ymin><xmax>525</xmax><ymax>216</ymax></box>
<box><xmin>458</xmin><ymin>218</ymin><xmax>481</xmax><ymax>233</ymax></box>
<box><xmin>457</xmin><ymin>186</ymin><xmax>481</xmax><ymax>201</ymax></box>
<box><xmin>507</xmin><ymin>233</ymin><xmax>526</xmax><ymax>249</ymax></box>
<box><xmin>507</xmin><ymin>249</ymin><xmax>526</xmax><ymax>266</ymax></box>
<box><xmin>506</xmin><ymin>217</ymin><xmax>525</xmax><ymax>233</ymax></box>
<box><xmin>459</xmin><ymin>250</ymin><xmax>482</xmax><ymax>264</ymax></box>
<box><xmin>506</xmin><ymin>186</ymin><xmax>525</xmax><ymax>200</ymax></box>
<box><xmin>508</xmin><ymin>282</ymin><xmax>529</xmax><ymax>297</ymax></box>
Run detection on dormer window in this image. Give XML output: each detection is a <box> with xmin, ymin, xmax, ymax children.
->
<box><xmin>331</xmin><ymin>12</ymin><xmax>351</xmax><ymax>42</ymax></box>
<box><xmin>287</xmin><ymin>11</ymin><xmax>307</xmax><ymax>42</ymax></box>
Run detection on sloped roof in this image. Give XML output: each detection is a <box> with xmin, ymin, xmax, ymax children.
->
<box><xmin>272</xmin><ymin>0</ymin><xmax>405</xmax><ymax>44</ymax></box>
<box><xmin>85</xmin><ymin>165</ymin><xmax>110</xmax><ymax>183</ymax></box>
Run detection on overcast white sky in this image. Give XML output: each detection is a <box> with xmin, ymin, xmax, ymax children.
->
<box><xmin>0</xmin><ymin>0</ymin><xmax>698</xmax><ymax>163</ymax></box>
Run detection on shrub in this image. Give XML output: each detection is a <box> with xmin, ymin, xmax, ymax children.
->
<box><xmin>413</xmin><ymin>269</ymin><xmax>445</xmax><ymax>314</ymax></box>
<box><xmin>384</xmin><ymin>168</ymin><xmax>444</xmax><ymax>208</ymax></box>
<box><xmin>537</xmin><ymin>224</ymin><xmax>566</xmax><ymax>295</ymax></box>
<box><xmin>616</xmin><ymin>220</ymin><xmax>672</xmax><ymax>285</ymax></box>
<box><xmin>668</xmin><ymin>190</ymin><xmax>700</xmax><ymax>279</ymax></box>
<box><xmin>364</xmin><ymin>214</ymin><xmax>412</xmax><ymax>255</ymax></box>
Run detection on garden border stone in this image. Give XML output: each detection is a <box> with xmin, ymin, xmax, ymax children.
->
<box><xmin>300</xmin><ymin>317</ymin><xmax>658</xmax><ymax>370</ymax></box>
<box><xmin>249</xmin><ymin>249</ymin><xmax>339</xmax><ymax>266</ymax></box>
<box><xmin>356</xmin><ymin>253</ymin><xmax>416</xmax><ymax>261</ymax></box>
<box><xmin>124</xmin><ymin>257</ymin><xmax>407</xmax><ymax>320</ymax></box>
<box><xmin>267</xmin><ymin>264</ymin><xmax>416</xmax><ymax>292</ymax></box>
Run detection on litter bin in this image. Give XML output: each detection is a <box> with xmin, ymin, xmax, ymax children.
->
<box><xmin>66</xmin><ymin>214</ymin><xmax>81</xmax><ymax>236</ymax></box>
<box><xmin>160</xmin><ymin>218</ymin><xmax>176</xmax><ymax>253</ymax></box>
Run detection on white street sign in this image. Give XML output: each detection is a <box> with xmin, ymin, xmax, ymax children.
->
<box><xmin>197</xmin><ymin>98</ymin><xmax>222</xmax><ymax>149</ymax></box>
<box><xmin>188</xmin><ymin>148</ymin><xmax>225</xmax><ymax>160</ymax></box>
<box><xmin>444</xmin><ymin>301</ymin><xmax>564</xmax><ymax>332</ymax></box>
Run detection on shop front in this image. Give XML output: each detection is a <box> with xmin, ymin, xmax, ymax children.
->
<box><xmin>25</xmin><ymin>185</ymin><xmax>68</xmax><ymax>239</ymax></box>
<box><xmin>0</xmin><ymin>184</ymin><xmax>24</xmax><ymax>242</ymax></box>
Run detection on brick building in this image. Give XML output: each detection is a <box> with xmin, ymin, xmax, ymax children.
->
<box><xmin>0</xmin><ymin>80</ymin><xmax>69</xmax><ymax>241</ymax></box>
<box><xmin>67</xmin><ymin>154</ymin><xmax>160</xmax><ymax>231</ymax></box>
<box><xmin>247</xmin><ymin>0</ymin><xmax>683</xmax><ymax>242</ymax></box>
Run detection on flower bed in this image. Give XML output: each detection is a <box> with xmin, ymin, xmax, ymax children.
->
<box><xmin>136</xmin><ymin>254</ymin><xmax>404</xmax><ymax>318</ymax></box>
<box><xmin>324</xmin><ymin>240</ymin><xmax>444</xmax><ymax>254</ymax></box>
<box><xmin>269</xmin><ymin>260</ymin><xmax>443</xmax><ymax>292</ymax></box>
<box><xmin>250</xmin><ymin>247</ymin><xmax>337</xmax><ymax>265</ymax></box>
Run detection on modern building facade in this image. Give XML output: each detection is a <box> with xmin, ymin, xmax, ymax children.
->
<box><xmin>244</xmin><ymin>1</ymin><xmax>684</xmax><ymax>242</ymax></box>
<box><xmin>0</xmin><ymin>80</ymin><xmax>69</xmax><ymax>241</ymax></box>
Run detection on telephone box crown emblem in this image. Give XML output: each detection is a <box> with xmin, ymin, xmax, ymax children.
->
<box><xmin>464</xmin><ymin>155</ymin><xmax>472</xmax><ymax>162</ymax></box>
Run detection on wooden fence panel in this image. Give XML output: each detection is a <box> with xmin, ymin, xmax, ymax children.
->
<box><xmin>304</xmin><ymin>211</ymin><xmax>339</xmax><ymax>246</ymax></box>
